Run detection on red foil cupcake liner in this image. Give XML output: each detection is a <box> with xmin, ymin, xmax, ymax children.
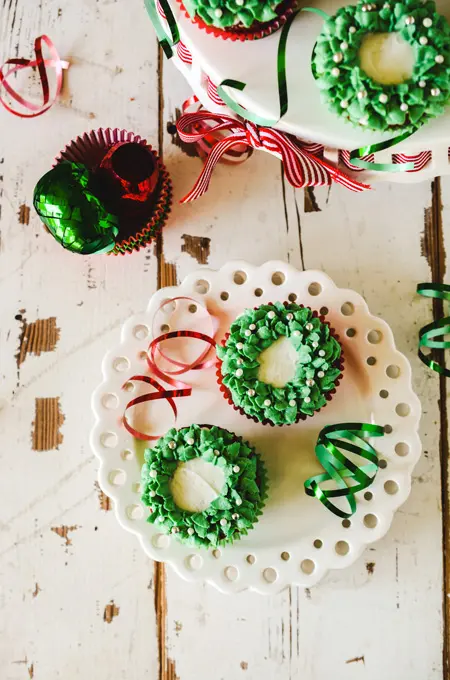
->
<box><xmin>55</xmin><ymin>128</ymin><xmax>172</xmax><ymax>256</ymax></box>
<box><xmin>177</xmin><ymin>0</ymin><xmax>297</xmax><ymax>42</ymax></box>
<box><xmin>216</xmin><ymin>304</ymin><xmax>345</xmax><ymax>427</ymax></box>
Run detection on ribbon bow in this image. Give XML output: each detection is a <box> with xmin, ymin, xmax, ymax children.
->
<box><xmin>176</xmin><ymin>111</ymin><xmax>370</xmax><ymax>202</ymax></box>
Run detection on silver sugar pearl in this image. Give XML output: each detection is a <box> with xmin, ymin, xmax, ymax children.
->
<box><xmin>149</xmin><ymin>469</ymin><xmax>157</xmax><ymax>478</ymax></box>
<box><xmin>292</xmin><ymin>330</ymin><xmax>300</xmax><ymax>336</ymax></box>
<box><xmin>214</xmin><ymin>8</ymin><xmax>223</xmax><ymax>17</ymax></box>
<box><xmin>357</xmin><ymin>89</ymin><xmax>367</xmax><ymax>100</ymax></box>
<box><xmin>340</xmin><ymin>41</ymin><xmax>348</xmax><ymax>50</ymax></box>
<box><xmin>220</xmin><ymin>518</ymin><xmax>227</xmax><ymax>526</ymax></box>
<box><xmin>404</xmin><ymin>15</ymin><xmax>414</xmax><ymax>25</ymax></box>
<box><xmin>214</xmin><ymin>449</ymin><xmax>220</xmax><ymax>456</ymax></box>
<box><xmin>319</xmin><ymin>350</ymin><xmax>326</xmax><ymax>357</ymax></box>
<box><xmin>286</xmin><ymin>313</ymin><xmax>293</xmax><ymax>320</ymax></box>
<box><xmin>150</xmin><ymin>490</ymin><xmax>156</xmax><ymax>497</ymax></box>
<box><xmin>349</xmin><ymin>26</ymin><xmax>356</xmax><ymax>34</ymax></box>
<box><xmin>188</xmin><ymin>527</ymin><xmax>195</xmax><ymax>535</ymax></box>
<box><xmin>232</xmin><ymin>513</ymin><xmax>239</xmax><ymax>520</ymax></box>
<box><xmin>247</xmin><ymin>389</ymin><xmax>256</xmax><ymax>397</ymax></box>
<box><xmin>236</xmin><ymin>0</ymin><xmax>244</xmax><ymax>5</ymax></box>
<box><xmin>431</xmin><ymin>88</ymin><xmax>441</xmax><ymax>97</ymax></box>
<box><xmin>423</xmin><ymin>17</ymin><xmax>432</xmax><ymax>28</ymax></box>
<box><xmin>235</xmin><ymin>368</ymin><xmax>243</xmax><ymax>377</ymax></box>
<box><xmin>267</xmin><ymin>311</ymin><xmax>276</xmax><ymax>319</ymax></box>
<box><xmin>237</xmin><ymin>358</ymin><xmax>244</xmax><ymax>365</ymax></box>
<box><xmin>436</xmin><ymin>55</ymin><xmax>444</xmax><ymax>64</ymax></box>
<box><xmin>400</xmin><ymin>103</ymin><xmax>408</xmax><ymax>112</ymax></box>
<box><xmin>233</xmin><ymin>465</ymin><xmax>240</xmax><ymax>473</ymax></box>
<box><xmin>419</xmin><ymin>80</ymin><xmax>426</xmax><ymax>88</ymax></box>
<box><xmin>359</xmin><ymin>116</ymin><xmax>369</xmax><ymax>126</ymax></box>
<box><xmin>304</xmin><ymin>396</ymin><xmax>311</xmax><ymax>403</ymax></box>
<box><xmin>419</xmin><ymin>36</ymin><xmax>428</xmax><ymax>45</ymax></box>
<box><xmin>289</xmin><ymin>399</ymin><xmax>296</xmax><ymax>407</ymax></box>
<box><xmin>245</xmin><ymin>329</ymin><xmax>252</xmax><ymax>337</ymax></box>
<box><xmin>187</xmin><ymin>438</ymin><xmax>194</xmax><ymax>446</ymax></box>
<box><xmin>379</xmin><ymin>93</ymin><xmax>388</xmax><ymax>104</ymax></box>
<box><xmin>168</xmin><ymin>441</ymin><xmax>176</xmax><ymax>449</ymax></box>
<box><xmin>333</xmin><ymin>52</ymin><xmax>343</xmax><ymax>64</ymax></box>
<box><xmin>318</xmin><ymin>370</ymin><xmax>325</xmax><ymax>378</ymax></box>
<box><xmin>171</xmin><ymin>527</ymin><xmax>179</xmax><ymax>534</ymax></box>
<box><xmin>331</xmin><ymin>67</ymin><xmax>340</xmax><ymax>77</ymax></box>
<box><xmin>312</xmin><ymin>341</ymin><xmax>319</xmax><ymax>348</ymax></box>
<box><xmin>341</xmin><ymin>100</ymin><xmax>349</xmax><ymax>109</ymax></box>
<box><xmin>236</xmin><ymin>498</ymin><xmax>242</xmax><ymax>506</ymax></box>
<box><xmin>236</xmin><ymin>342</ymin><xmax>244</xmax><ymax>349</ymax></box>
<box><xmin>249</xmin><ymin>324</ymin><xmax>256</xmax><ymax>330</ymax></box>
<box><xmin>306</xmin><ymin>379</ymin><xmax>315</xmax><ymax>387</ymax></box>
<box><xmin>306</xmin><ymin>323</ymin><xmax>313</xmax><ymax>331</ymax></box>
<box><xmin>264</xmin><ymin>399</ymin><xmax>271</xmax><ymax>407</ymax></box>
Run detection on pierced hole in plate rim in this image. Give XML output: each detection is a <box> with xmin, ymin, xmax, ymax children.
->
<box><xmin>364</xmin><ymin>491</ymin><xmax>373</xmax><ymax>501</ymax></box>
<box><xmin>108</xmin><ymin>469</ymin><xmax>126</xmax><ymax>486</ymax></box>
<box><xmin>188</xmin><ymin>304</ymin><xmax>197</xmax><ymax>314</ymax></box>
<box><xmin>386</xmin><ymin>364</ymin><xmax>400</xmax><ymax>379</ymax></box>
<box><xmin>224</xmin><ymin>566</ymin><xmax>238</xmax><ymax>581</ymax></box>
<box><xmin>346</xmin><ymin>328</ymin><xmax>357</xmax><ymax>338</ymax></box>
<box><xmin>396</xmin><ymin>402</ymin><xmax>410</xmax><ymax>417</ymax></box>
<box><xmin>134</xmin><ymin>324</ymin><xmax>149</xmax><ymax>340</ymax></box>
<box><xmin>280</xmin><ymin>551</ymin><xmax>290</xmax><ymax>561</ymax></box>
<box><xmin>152</xmin><ymin>533</ymin><xmax>170</xmax><ymax>549</ymax></box>
<box><xmin>300</xmin><ymin>559</ymin><xmax>315</xmax><ymax>575</ymax></box>
<box><xmin>132</xmin><ymin>482</ymin><xmax>141</xmax><ymax>494</ymax></box>
<box><xmin>126</xmin><ymin>504</ymin><xmax>144</xmax><ymax>520</ymax></box>
<box><xmin>379</xmin><ymin>459</ymin><xmax>388</xmax><ymax>469</ymax></box>
<box><xmin>395</xmin><ymin>442</ymin><xmax>409</xmax><ymax>457</ymax></box>
<box><xmin>320</xmin><ymin>306</ymin><xmax>329</xmax><ymax>316</ymax></box>
<box><xmin>161</xmin><ymin>299</ymin><xmax>176</xmax><ymax>313</ymax></box>
<box><xmin>308</xmin><ymin>282</ymin><xmax>321</xmax><ymax>296</ymax></box>
<box><xmin>220</xmin><ymin>291</ymin><xmax>229</xmax><ymax>301</ymax></box>
<box><xmin>263</xmin><ymin>567</ymin><xmax>278</xmax><ymax>584</ymax></box>
<box><xmin>254</xmin><ymin>288</ymin><xmax>263</xmax><ymax>298</ymax></box>
<box><xmin>160</xmin><ymin>324</ymin><xmax>170</xmax><ymax>333</ymax></box>
<box><xmin>341</xmin><ymin>302</ymin><xmax>355</xmax><ymax>316</ymax></box>
<box><xmin>272</xmin><ymin>271</ymin><xmax>286</xmax><ymax>286</ymax></box>
<box><xmin>121</xmin><ymin>449</ymin><xmax>134</xmax><ymax>461</ymax></box>
<box><xmin>123</xmin><ymin>381</ymin><xmax>135</xmax><ymax>393</ymax></box>
<box><xmin>288</xmin><ymin>293</ymin><xmax>297</xmax><ymax>302</ymax></box>
<box><xmin>113</xmin><ymin>356</ymin><xmax>130</xmax><ymax>372</ymax></box>
<box><xmin>233</xmin><ymin>270</ymin><xmax>247</xmax><ymax>285</ymax></box>
<box><xmin>335</xmin><ymin>540</ymin><xmax>350</xmax><ymax>556</ymax></box>
<box><xmin>364</xmin><ymin>513</ymin><xmax>378</xmax><ymax>528</ymax></box>
<box><xmin>194</xmin><ymin>279</ymin><xmax>210</xmax><ymax>294</ymax></box>
<box><xmin>368</xmin><ymin>329</ymin><xmax>383</xmax><ymax>344</ymax></box>
<box><xmin>101</xmin><ymin>432</ymin><xmax>118</xmax><ymax>449</ymax></box>
<box><xmin>246</xmin><ymin>554</ymin><xmax>256</xmax><ymax>565</ymax></box>
<box><xmin>384</xmin><ymin>424</ymin><xmax>393</xmax><ymax>434</ymax></box>
<box><xmin>101</xmin><ymin>393</ymin><xmax>119</xmax><ymax>410</ymax></box>
<box><xmin>384</xmin><ymin>480</ymin><xmax>399</xmax><ymax>495</ymax></box>
<box><xmin>342</xmin><ymin>519</ymin><xmax>351</xmax><ymax>529</ymax></box>
<box><xmin>367</xmin><ymin>356</ymin><xmax>377</xmax><ymax>366</ymax></box>
<box><xmin>139</xmin><ymin>350</ymin><xmax>148</xmax><ymax>361</ymax></box>
<box><xmin>379</xmin><ymin>389</ymin><xmax>389</xmax><ymax>399</ymax></box>
<box><xmin>186</xmin><ymin>554</ymin><xmax>203</xmax><ymax>571</ymax></box>
<box><xmin>212</xmin><ymin>549</ymin><xmax>221</xmax><ymax>559</ymax></box>
<box><xmin>313</xmin><ymin>539</ymin><xmax>323</xmax><ymax>549</ymax></box>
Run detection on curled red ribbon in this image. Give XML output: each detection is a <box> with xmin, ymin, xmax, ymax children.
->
<box><xmin>122</xmin><ymin>298</ymin><xmax>217</xmax><ymax>441</ymax></box>
<box><xmin>176</xmin><ymin>110</ymin><xmax>371</xmax><ymax>202</ymax></box>
<box><xmin>0</xmin><ymin>35</ymin><xmax>69</xmax><ymax>118</ymax></box>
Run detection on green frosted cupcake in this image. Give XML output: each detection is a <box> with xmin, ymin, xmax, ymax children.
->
<box><xmin>141</xmin><ymin>425</ymin><xmax>268</xmax><ymax>548</ymax></box>
<box><xmin>216</xmin><ymin>302</ymin><xmax>343</xmax><ymax>426</ymax></box>
<box><xmin>180</xmin><ymin>0</ymin><xmax>295</xmax><ymax>41</ymax></box>
<box><xmin>312</xmin><ymin>0</ymin><xmax>450</xmax><ymax>132</ymax></box>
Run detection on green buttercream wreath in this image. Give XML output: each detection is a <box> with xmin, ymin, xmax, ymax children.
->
<box><xmin>217</xmin><ymin>302</ymin><xmax>343</xmax><ymax>426</ymax></box>
<box><xmin>183</xmin><ymin>0</ymin><xmax>282</xmax><ymax>29</ymax></box>
<box><xmin>313</xmin><ymin>0</ymin><xmax>450</xmax><ymax>132</ymax></box>
<box><xmin>141</xmin><ymin>425</ymin><xmax>268</xmax><ymax>548</ymax></box>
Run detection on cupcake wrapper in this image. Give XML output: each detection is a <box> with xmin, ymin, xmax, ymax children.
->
<box><xmin>216</xmin><ymin>304</ymin><xmax>345</xmax><ymax>427</ymax></box>
<box><xmin>177</xmin><ymin>0</ymin><xmax>296</xmax><ymax>41</ymax></box>
<box><xmin>55</xmin><ymin>128</ymin><xmax>172</xmax><ymax>256</ymax></box>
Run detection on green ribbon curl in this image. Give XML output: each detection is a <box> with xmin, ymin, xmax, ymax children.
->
<box><xmin>304</xmin><ymin>422</ymin><xmax>384</xmax><ymax>518</ymax></box>
<box><xmin>417</xmin><ymin>283</ymin><xmax>450</xmax><ymax>377</ymax></box>
<box><xmin>349</xmin><ymin>128</ymin><xmax>416</xmax><ymax>172</ymax></box>
<box><xmin>144</xmin><ymin>0</ymin><xmax>180</xmax><ymax>58</ymax></box>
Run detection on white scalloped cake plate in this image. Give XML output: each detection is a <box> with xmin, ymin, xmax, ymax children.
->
<box><xmin>169</xmin><ymin>0</ymin><xmax>450</xmax><ymax>152</ymax></box>
<box><xmin>90</xmin><ymin>262</ymin><xmax>421</xmax><ymax>593</ymax></box>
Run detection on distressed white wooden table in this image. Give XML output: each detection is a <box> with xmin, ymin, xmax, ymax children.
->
<box><xmin>0</xmin><ymin>1</ymin><xmax>448</xmax><ymax>679</ymax></box>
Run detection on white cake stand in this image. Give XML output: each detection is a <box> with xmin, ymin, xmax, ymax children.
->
<box><xmin>160</xmin><ymin>0</ymin><xmax>450</xmax><ymax>183</ymax></box>
<box><xmin>90</xmin><ymin>262</ymin><xmax>422</xmax><ymax>593</ymax></box>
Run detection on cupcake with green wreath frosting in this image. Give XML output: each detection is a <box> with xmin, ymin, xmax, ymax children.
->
<box><xmin>180</xmin><ymin>0</ymin><xmax>296</xmax><ymax>41</ymax></box>
<box><xmin>312</xmin><ymin>0</ymin><xmax>450</xmax><ymax>132</ymax></box>
<box><xmin>216</xmin><ymin>302</ymin><xmax>343</xmax><ymax>426</ymax></box>
<box><xmin>141</xmin><ymin>424</ymin><xmax>268</xmax><ymax>548</ymax></box>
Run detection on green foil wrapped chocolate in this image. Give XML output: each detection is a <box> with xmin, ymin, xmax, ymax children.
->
<box><xmin>33</xmin><ymin>162</ymin><xmax>119</xmax><ymax>255</ymax></box>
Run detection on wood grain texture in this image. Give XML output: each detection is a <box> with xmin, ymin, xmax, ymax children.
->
<box><xmin>31</xmin><ymin>397</ymin><xmax>64</xmax><ymax>451</ymax></box>
<box><xmin>0</xmin><ymin>0</ymin><xmax>447</xmax><ymax>678</ymax></box>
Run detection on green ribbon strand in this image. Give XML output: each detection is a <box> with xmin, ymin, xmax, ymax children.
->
<box><xmin>304</xmin><ymin>423</ymin><xmax>384</xmax><ymax>518</ymax></box>
<box><xmin>417</xmin><ymin>283</ymin><xmax>450</xmax><ymax>377</ymax></box>
<box><xmin>217</xmin><ymin>7</ymin><xmax>329</xmax><ymax>127</ymax></box>
<box><xmin>144</xmin><ymin>0</ymin><xmax>180</xmax><ymax>59</ymax></box>
<box><xmin>349</xmin><ymin>128</ymin><xmax>416</xmax><ymax>172</ymax></box>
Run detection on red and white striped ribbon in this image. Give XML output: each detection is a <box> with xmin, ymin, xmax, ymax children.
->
<box><xmin>176</xmin><ymin>41</ymin><xmax>192</xmax><ymax>64</ymax></box>
<box><xmin>340</xmin><ymin>149</ymin><xmax>375</xmax><ymax>172</ymax></box>
<box><xmin>176</xmin><ymin>111</ymin><xmax>370</xmax><ymax>202</ymax></box>
<box><xmin>392</xmin><ymin>151</ymin><xmax>431</xmax><ymax>172</ymax></box>
<box><xmin>206</xmin><ymin>76</ymin><xmax>225</xmax><ymax>106</ymax></box>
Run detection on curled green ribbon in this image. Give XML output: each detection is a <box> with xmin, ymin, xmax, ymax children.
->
<box><xmin>417</xmin><ymin>283</ymin><xmax>450</xmax><ymax>377</ymax></box>
<box><xmin>144</xmin><ymin>0</ymin><xmax>180</xmax><ymax>58</ymax></box>
<box><xmin>349</xmin><ymin>128</ymin><xmax>416</xmax><ymax>172</ymax></box>
<box><xmin>304</xmin><ymin>423</ymin><xmax>384</xmax><ymax>518</ymax></box>
<box><xmin>217</xmin><ymin>7</ymin><xmax>328</xmax><ymax>127</ymax></box>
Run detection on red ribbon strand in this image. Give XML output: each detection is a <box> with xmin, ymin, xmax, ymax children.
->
<box><xmin>176</xmin><ymin>111</ymin><xmax>371</xmax><ymax>202</ymax></box>
<box><xmin>0</xmin><ymin>35</ymin><xmax>69</xmax><ymax>118</ymax></box>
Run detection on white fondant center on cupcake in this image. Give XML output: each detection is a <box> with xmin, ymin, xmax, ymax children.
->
<box><xmin>169</xmin><ymin>458</ymin><xmax>225</xmax><ymax>513</ymax></box>
<box><xmin>257</xmin><ymin>336</ymin><xmax>298</xmax><ymax>388</ymax></box>
<box><xmin>359</xmin><ymin>32</ymin><xmax>415</xmax><ymax>85</ymax></box>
